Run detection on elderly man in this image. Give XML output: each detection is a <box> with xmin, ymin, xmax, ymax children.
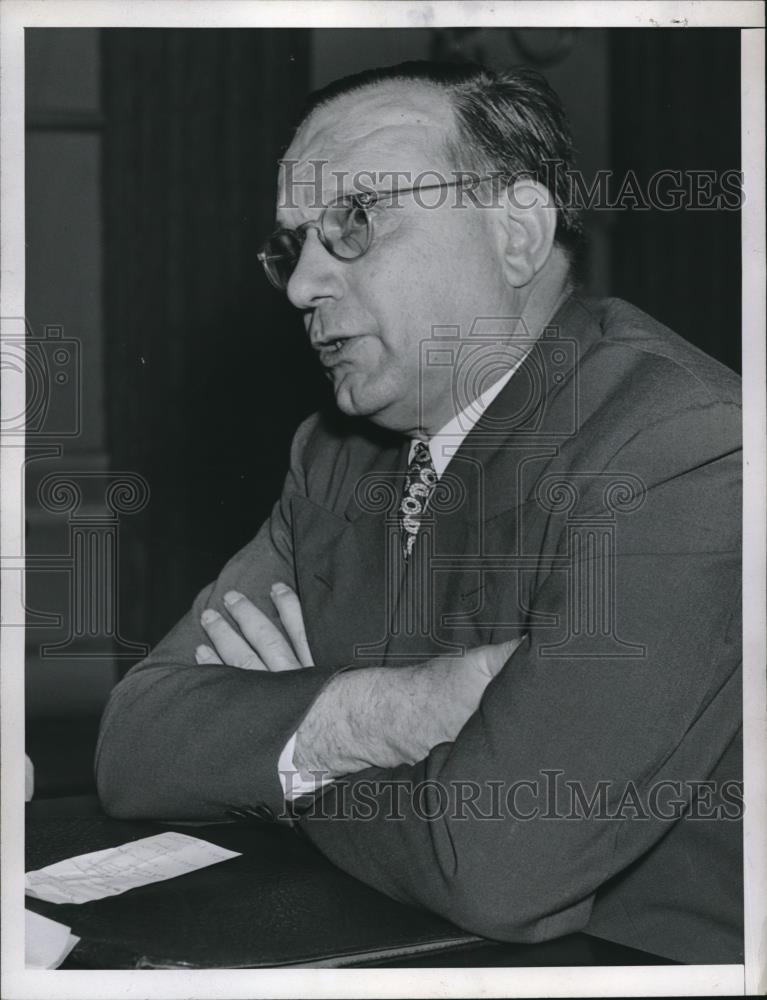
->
<box><xmin>96</xmin><ymin>62</ymin><xmax>742</xmax><ymax>965</ymax></box>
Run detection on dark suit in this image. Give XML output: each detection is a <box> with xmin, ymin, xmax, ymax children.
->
<box><xmin>96</xmin><ymin>295</ymin><xmax>742</xmax><ymax>964</ymax></box>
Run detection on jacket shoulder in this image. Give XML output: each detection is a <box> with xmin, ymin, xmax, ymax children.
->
<box><xmin>580</xmin><ymin>297</ymin><xmax>741</xmax><ymax>412</ymax></box>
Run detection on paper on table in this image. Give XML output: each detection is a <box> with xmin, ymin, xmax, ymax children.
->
<box><xmin>25</xmin><ymin>831</ymin><xmax>241</xmax><ymax>905</ymax></box>
<box><xmin>25</xmin><ymin>909</ymin><xmax>80</xmax><ymax>968</ymax></box>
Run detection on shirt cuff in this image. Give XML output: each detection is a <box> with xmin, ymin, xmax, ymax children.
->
<box><xmin>278</xmin><ymin>732</ymin><xmax>335</xmax><ymax>801</ymax></box>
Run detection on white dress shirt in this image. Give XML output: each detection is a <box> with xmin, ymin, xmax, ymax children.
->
<box><xmin>278</xmin><ymin>349</ymin><xmax>529</xmax><ymax>801</ymax></box>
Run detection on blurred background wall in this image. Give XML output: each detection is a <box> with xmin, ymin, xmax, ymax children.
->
<box><xmin>24</xmin><ymin>27</ymin><xmax>741</xmax><ymax>794</ymax></box>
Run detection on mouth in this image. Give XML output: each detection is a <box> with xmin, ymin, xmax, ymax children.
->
<box><xmin>316</xmin><ymin>336</ymin><xmax>359</xmax><ymax>366</ymax></box>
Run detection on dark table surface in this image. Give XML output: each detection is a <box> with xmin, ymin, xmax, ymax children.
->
<box><xmin>25</xmin><ymin>796</ymin><xmax>674</xmax><ymax>970</ymax></box>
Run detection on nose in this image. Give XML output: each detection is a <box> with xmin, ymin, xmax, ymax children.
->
<box><xmin>286</xmin><ymin>228</ymin><xmax>344</xmax><ymax>311</ymax></box>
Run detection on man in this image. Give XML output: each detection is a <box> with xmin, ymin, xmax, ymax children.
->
<box><xmin>96</xmin><ymin>62</ymin><xmax>742</xmax><ymax>964</ymax></box>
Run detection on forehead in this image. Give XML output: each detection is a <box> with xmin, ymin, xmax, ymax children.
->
<box><xmin>278</xmin><ymin>81</ymin><xmax>457</xmax><ymax>215</ymax></box>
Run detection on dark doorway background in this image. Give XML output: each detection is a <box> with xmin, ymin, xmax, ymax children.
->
<box><xmin>25</xmin><ymin>28</ymin><xmax>742</xmax><ymax>794</ymax></box>
<box><xmin>101</xmin><ymin>29</ymin><xmax>330</xmax><ymax>659</ymax></box>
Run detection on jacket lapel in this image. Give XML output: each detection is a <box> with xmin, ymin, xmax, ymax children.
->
<box><xmin>414</xmin><ymin>294</ymin><xmax>603</xmax><ymax>649</ymax></box>
<box><xmin>291</xmin><ymin>429</ymin><xmax>409</xmax><ymax>668</ymax></box>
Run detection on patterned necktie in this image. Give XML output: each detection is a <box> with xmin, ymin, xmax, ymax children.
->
<box><xmin>399</xmin><ymin>441</ymin><xmax>437</xmax><ymax>559</ymax></box>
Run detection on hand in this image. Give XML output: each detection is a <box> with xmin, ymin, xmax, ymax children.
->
<box><xmin>194</xmin><ymin>583</ymin><xmax>313</xmax><ymax>671</ymax></box>
<box><xmin>294</xmin><ymin>636</ymin><xmax>526</xmax><ymax>778</ymax></box>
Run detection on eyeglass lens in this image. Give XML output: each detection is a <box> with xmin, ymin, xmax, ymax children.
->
<box><xmin>261</xmin><ymin>204</ymin><xmax>371</xmax><ymax>290</ymax></box>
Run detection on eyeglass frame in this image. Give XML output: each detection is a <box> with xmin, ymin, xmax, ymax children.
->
<box><xmin>257</xmin><ymin>173</ymin><xmax>502</xmax><ymax>291</ymax></box>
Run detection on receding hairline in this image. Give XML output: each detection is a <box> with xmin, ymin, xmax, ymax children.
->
<box><xmin>285</xmin><ymin>62</ymin><xmax>584</xmax><ymax>264</ymax></box>
<box><xmin>291</xmin><ymin>77</ymin><xmax>462</xmax><ymax>160</ymax></box>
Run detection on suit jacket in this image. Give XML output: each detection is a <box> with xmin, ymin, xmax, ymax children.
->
<box><xmin>96</xmin><ymin>295</ymin><xmax>742</xmax><ymax>964</ymax></box>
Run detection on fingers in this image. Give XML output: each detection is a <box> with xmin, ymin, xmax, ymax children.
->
<box><xmin>222</xmin><ymin>591</ymin><xmax>303</xmax><ymax>671</ymax></box>
<box><xmin>199</xmin><ymin>589</ymin><xmax>309</xmax><ymax>672</ymax></box>
<box><xmin>200</xmin><ymin>608</ymin><xmax>268</xmax><ymax>670</ymax></box>
<box><xmin>195</xmin><ymin>643</ymin><xmax>223</xmax><ymax>665</ymax></box>
<box><xmin>270</xmin><ymin>583</ymin><xmax>314</xmax><ymax>667</ymax></box>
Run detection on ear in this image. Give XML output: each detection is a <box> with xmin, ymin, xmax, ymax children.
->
<box><xmin>498</xmin><ymin>178</ymin><xmax>558</xmax><ymax>287</ymax></box>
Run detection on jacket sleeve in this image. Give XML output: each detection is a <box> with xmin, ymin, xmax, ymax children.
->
<box><xmin>95</xmin><ymin>413</ymin><xmax>342</xmax><ymax>821</ymax></box>
<box><xmin>297</xmin><ymin>400</ymin><xmax>742</xmax><ymax>944</ymax></box>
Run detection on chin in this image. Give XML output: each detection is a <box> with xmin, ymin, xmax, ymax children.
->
<box><xmin>333</xmin><ymin>373</ymin><xmax>382</xmax><ymax>416</ymax></box>
<box><xmin>331</xmin><ymin>371</ymin><xmax>413</xmax><ymax>432</ymax></box>
<box><xmin>331</xmin><ymin>389</ymin><xmax>373</xmax><ymax>420</ymax></box>
<box><xmin>332</xmin><ymin>388</ymin><xmax>398</xmax><ymax>430</ymax></box>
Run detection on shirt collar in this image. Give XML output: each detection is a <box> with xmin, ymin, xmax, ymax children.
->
<box><xmin>408</xmin><ymin>346</ymin><xmax>529</xmax><ymax>478</ymax></box>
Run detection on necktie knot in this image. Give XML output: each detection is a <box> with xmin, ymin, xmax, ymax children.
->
<box><xmin>399</xmin><ymin>442</ymin><xmax>437</xmax><ymax>558</ymax></box>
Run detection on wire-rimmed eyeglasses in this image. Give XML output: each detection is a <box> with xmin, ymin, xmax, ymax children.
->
<box><xmin>257</xmin><ymin>174</ymin><xmax>499</xmax><ymax>292</ymax></box>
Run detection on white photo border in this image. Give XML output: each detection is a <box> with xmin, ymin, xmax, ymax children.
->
<box><xmin>2</xmin><ymin>3</ymin><xmax>764</xmax><ymax>998</ymax></box>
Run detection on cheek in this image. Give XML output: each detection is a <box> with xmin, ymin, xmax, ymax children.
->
<box><xmin>354</xmin><ymin>212</ymin><xmax>498</xmax><ymax>350</ymax></box>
